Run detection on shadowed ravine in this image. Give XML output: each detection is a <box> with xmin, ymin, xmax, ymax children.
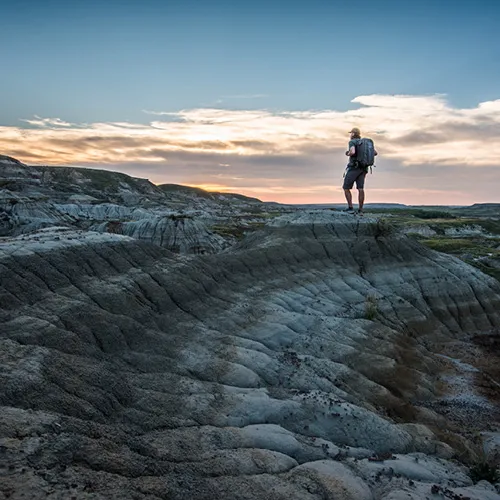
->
<box><xmin>1</xmin><ymin>211</ymin><xmax>500</xmax><ymax>499</ymax></box>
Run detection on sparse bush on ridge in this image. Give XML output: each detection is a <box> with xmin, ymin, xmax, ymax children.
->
<box><xmin>469</xmin><ymin>461</ymin><xmax>500</xmax><ymax>484</ymax></box>
<box><xmin>365</xmin><ymin>294</ymin><xmax>378</xmax><ymax>320</ymax></box>
<box><xmin>169</xmin><ymin>214</ymin><xmax>193</xmax><ymax>221</ymax></box>
<box><xmin>373</xmin><ymin>218</ymin><xmax>393</xmax><ymax>239</ymax></box>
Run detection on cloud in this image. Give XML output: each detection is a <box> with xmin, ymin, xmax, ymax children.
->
<box><xmin>352</xmin><ymin>94</ymin><xmax>449</xmax><ymax>111</ymax></box>
<box><xmin>1</xmin><ymin>93</ymin><xmax>499</xmax><ymax>204</ymax></box>
<box><xmin>20</xmin><ymin>116</ymin><xmax>74</xmax><ymax>128</ymax></box>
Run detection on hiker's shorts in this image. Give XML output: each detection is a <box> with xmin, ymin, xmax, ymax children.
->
<box><xmin>343</xmin><ymin>167</ymin><xmax>367</xmax><ymax>190</ymax></box>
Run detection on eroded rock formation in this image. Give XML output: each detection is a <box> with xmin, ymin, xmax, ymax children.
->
<box><xmin>0</xmin><ymin>155</ymin><xmax>276</xmax><ymax>253</ymax></box>
<box><xmin>1</xmin><ymin>207</ymin><xmax>500</xmax><ymax>499</ymax></box>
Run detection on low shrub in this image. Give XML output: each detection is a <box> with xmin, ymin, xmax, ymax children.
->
<box><xmin>469</xmin><ymin>462</ymin><xmax>500</xmax><ymax>484</ymax></box>
<box><xmin>373</xmin><ymin>219</ymin><xmax>393</xmax><ymax>239</ymax></box>
<box><xmin>411</xmin><ymin>209</ymin><xmax>455</xmax><ymax>219</ymax></box>
<box><xmin>365</xmin><ymin>294</ymin><xmax>378</xmax><ymax>320</ymax></box>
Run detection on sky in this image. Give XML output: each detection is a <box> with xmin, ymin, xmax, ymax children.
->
<box><xmin>1</xmin><ymin>0</ymin><xmax>499</xmax><ymax>205</ymax></box>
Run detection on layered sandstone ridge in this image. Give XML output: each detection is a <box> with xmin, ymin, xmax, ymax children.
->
<box><xmin>1</xmin><ymin>211</ymin><xmax>500</xmax><ymax>499</ymax></box>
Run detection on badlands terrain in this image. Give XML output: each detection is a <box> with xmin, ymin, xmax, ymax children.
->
<box><xmin>1</xmin><ymin>155</ymin><xmax>500</xmax><ymax>499</ymax></box>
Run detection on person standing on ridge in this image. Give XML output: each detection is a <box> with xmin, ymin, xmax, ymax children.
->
<box><xmin>342</xmin><ymin>127</ymin><xmax>377</xmax><ymax>215</ymax></box>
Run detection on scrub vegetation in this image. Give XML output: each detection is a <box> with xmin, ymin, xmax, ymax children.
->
<box><xmin>367</xmin><ymin>205</ymin><xmax>500</xmax><ymax>283</ymax></box>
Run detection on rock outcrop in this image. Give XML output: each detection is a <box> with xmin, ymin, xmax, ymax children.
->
<box><xmin>1</xmin><ymin>208</ymin><xmax>500</xmax><ymax>499</ymax></box>
<box><xmin>0</xmin><ymin>156</ymin><xmax>282</xmax><ymax>253</ymax></box>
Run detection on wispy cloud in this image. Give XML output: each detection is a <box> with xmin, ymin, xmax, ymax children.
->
<box><xmin>2</xmin><ymin>94</ymin><xmax>499</xmax><ymax>203</ymax></box>
<box><xmin>142</xmin><ymin>109</ymin><xmax>186</xmax><ymax>118</ymax></box>
<box><xmin>20</xmin><ymin>116</ymin><xmax>75</xmax><ymax>128</ymax></box>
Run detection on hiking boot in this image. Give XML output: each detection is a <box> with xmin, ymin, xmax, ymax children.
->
<box><xmin>356</xmin><ymin>209</ymin><xmax>364</xmax><ymax>216</ymax></box>
<box><xmin>342</xmin><ymin>207</ymin><xmax>355</xmax><ymax>214</ymax></box>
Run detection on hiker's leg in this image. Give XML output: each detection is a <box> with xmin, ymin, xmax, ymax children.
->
<box><xmin>342</xmin><ymin>169</ymin><xmax>356</xmax><ymax>210</ymax></box>
<box><xmin>358</xmin><ymin>189</ymin><xmax>365</xmax><ymax>211</ymax></box>
<box><xmin>355</xmin><ymin>172</ymin><xmax>367</xmax><ymax>211</ymax></box>
<box><xmin>344</xmin><ymin>189</ymin><xmax>353</xmax><ymax>208</ymax></box>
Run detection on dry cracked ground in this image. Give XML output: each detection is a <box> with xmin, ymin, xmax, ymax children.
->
<box><xmin>1</xmin><ymin>211</ymin><xmax>500</xmax><ymax>500</ymax></box>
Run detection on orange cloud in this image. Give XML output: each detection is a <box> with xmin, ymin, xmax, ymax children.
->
<box><xmin>1</xmin><ymin>94</ymin><xmax>499</xmax><ymax>204</ymax></box>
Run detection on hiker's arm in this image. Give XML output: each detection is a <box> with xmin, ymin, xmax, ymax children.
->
<box><xmin>348</xmin><ymin>145</ymin><xmax>356</xmax><ymax>156</ymax></box>
<box><xmin>345</xmin><ymin>140</ymin><xmax>356</xmax><ymax>156</ymax></box>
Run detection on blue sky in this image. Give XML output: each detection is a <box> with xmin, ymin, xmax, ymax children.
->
<box><xmin>1</xmin><ymin>0</ymin><xmax>499</xmax><ymax>204</ymax></box>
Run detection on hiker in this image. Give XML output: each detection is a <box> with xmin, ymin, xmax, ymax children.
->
<box><xmin>342</xmin><ymin>127</ymin><xmax>377</xmax><ymax>215</ymax></box>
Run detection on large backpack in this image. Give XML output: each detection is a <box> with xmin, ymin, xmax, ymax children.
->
<box><xmin>355</xmin><ymin>138</ymin><xmax>375</xmax><ymax>170</ymax></box>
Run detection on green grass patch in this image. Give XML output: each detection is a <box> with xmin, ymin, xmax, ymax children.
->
<box><xmin>381</xmin><ymin>214</ymin><xmax>500</xmax><ymax>242</ymax></box>
<box><xmin>211</xmin><ymin>221</ymin><xmax>266</xmax><ymax>240</ymax></box>
<box><xmin>416</xmin><ymin>234</ymin><xmax>500</xmax><ymax>282</ymax></box>
<box><xmin>254</xmin><ymin>211</ymin><xmax>284</xmax><ymax>219</ymax></box>
<box><xmin>426</xmin><ymin>218</ymin><xmax>495</xmax><ymax>234</ymax></box>
<box><xmin>466</xmin><ymin>258</ymin><xmax>500</xmax><ymax>282</ymax></box>
<box><xmin>366</xmin><ymin>207</ymin><xmax>455</xmax><ymax>219</ymax></box>
<box><xmin>419</xmin><ymin>237</ymin><xmax>500</xmax><ymax>255</ymax></box>
<box><xmin>475</xmin><ymin>218</ymin><xmax>500</xmax><ymax>235</ymax></box>
<box><xmin>210</xmin><ymin>225</ymin><xmax>247</xmax><ymax>239</ymax></box>
<box><xmin>365</xmin><ymin>208</ymin><xmax>500</xmax><ymax>237</ymax></box>
<box><xmin>420</xmin><ymin>238</ymin><xmax>476</xmax><ymax>253</ymax></box>
<box><xmin>407</xmin><ymin>209</ymin><xmax>456</xmax><ymax>219</ymax></box>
